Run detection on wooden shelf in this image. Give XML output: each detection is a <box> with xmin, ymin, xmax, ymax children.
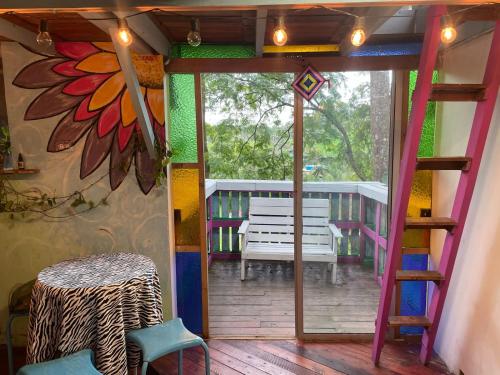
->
<box><xmin>388</xmin><ymin>316</ymin><xmax>431</xmax><ymax>327</ymax></box>
<box><xmin>0</xmin><ymin>168</ymin><xmax>39</xmax><ymax>176</ymax></box>
<box><xmin>396</xmin><ymin>270</ymin><xmax>444</xmax><ymax>282</ymax></box>
<box><xmin>405</xmin><ymin>217</ymin><xmax>457</xmax><ymax>231</ymax></box>
<box><xmin>430</xmin><ymin>83</ymin><xmax>486</xmax><ymax>101</ymax></box>
<box><xmin>416</xmin><ymin>157</ymin><xmax>471</xmax><ymax>171</ymax></box>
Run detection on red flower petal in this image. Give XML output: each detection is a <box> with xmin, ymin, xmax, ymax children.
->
<box><xmin>63</xmin><ymin>74</ymin><xmax>112</xmax><ymax>96</ymax></box>
<box><xmin>97</xmin><ymin>94</ymin><xmax>121</xmax><ymax>138</ymax></box>
<box><xmin>154</xmin><ymin>121</ymin><xmax>166</xmax><ymax>145</ymax></box>
<box><xmin>118</xmin><ymin>121</ymin><xmax>136</xmax><ymax>152</ymax></box>
<box><xmin>52</xmin><ymin>60</ymin><xmax>86</xmax><ymax>77</ymax></box>
<box><xmin>74</xmin><ymin>96</ymin><xmax>99</xmax><ymax>121</ymax></box>
<box><xmin>80</xmin><ymin>126</ymin><xmax>114</xmax><ymax>179</ymax></box>
<box><xmin>56</xmin><ymin>42</ymin><xmax>99</xmax><ymax>60</ymax></box>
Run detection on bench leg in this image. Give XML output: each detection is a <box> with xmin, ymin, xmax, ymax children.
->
<box><xmin>241</xmin><ymin>259</ymin><xmax>246</xmax><ymax>281</ymax></box>
<box><xmin>330</xmin><ymin>263</ymin><xmax>337</xmax><ymax>284</ymax></box>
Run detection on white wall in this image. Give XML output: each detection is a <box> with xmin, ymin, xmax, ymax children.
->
<box><xmin>431</xmin><ymin>31</ymin><xmax>500</xmax><ymax>374</ymax></box>
<box><xmin>0</xmin><ymin>43</ymin><xmax>173</xmax><ymax>345</ymax></box>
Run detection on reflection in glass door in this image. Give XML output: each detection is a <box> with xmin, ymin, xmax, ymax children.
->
<box><xmin>300</xmin><ymin>71</ymin><xmax>392</xmax><ymax>334</ymax></box>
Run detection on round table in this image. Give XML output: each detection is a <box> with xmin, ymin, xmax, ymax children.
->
<box><xmin>26</xmin><ymin>252</ymin><xmax>163</xmax><ymax>375</ymax></box>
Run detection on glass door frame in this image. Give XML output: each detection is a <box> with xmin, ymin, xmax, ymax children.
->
<box><xmin>292</xmin><ymin>70</ymin><xmax>405</xmax><ymax>341</ymax></box>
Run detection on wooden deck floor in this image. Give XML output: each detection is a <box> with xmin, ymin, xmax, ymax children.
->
<box><xmin>209</xmin><ymin>260</ymin><xmax>380</xmax><ymax>337</ymax></box>
<box><xmin>0</xmin><ymin>340</ymin><xmax>452</xmax><ymax>375</ymax></box>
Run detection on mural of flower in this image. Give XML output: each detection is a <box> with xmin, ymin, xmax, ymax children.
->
<box><xmin>13</xmin><ymin>42</ymin><xmax>166</xmax><ymax>194</ymax></box>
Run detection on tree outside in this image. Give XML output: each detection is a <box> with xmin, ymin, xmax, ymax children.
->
<box><xmin>203</xmin><ymin>71</ymin><xmax>391</xmax><ymax>183</ymax></box>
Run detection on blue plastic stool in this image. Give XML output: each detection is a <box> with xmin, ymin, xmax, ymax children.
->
<box><xmin>16</xmin><ymin>349</ymin><xmax>101</xmax><ymax>375</ymax></box>
<box><xmin>127</xmin><ymin>318</ymin><xmax>210</xmax><ymax>375</ymax></box>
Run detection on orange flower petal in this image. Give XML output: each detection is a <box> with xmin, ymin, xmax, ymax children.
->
<box><xmin>89</xmin><ymin>72</ymin><xmax>125</xmax><ymax>111</ymax></box>
<box><xmin>147</xmin><ymin>88</ymin><xmax>164</xmax><ymax>125</ymax></box>
<box><xmin>76</xmin><ymin>52</ymin><xmax>120</xmax><ymax>74</ymax></box>
<box><xmin>121</xmin><ymin>86</ymin><xmax>146</xmax><ymax>127</ymax></box>
<box><xmin>92</xmin><ymin>42</ymin><xmax>115</xmax><ymax>53</ymax></box>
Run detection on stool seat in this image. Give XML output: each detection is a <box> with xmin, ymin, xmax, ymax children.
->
<box><xmin>127</xmin><ymin>318</ymin><xmax>204</xmax><ymax>362</ymax></box>
<box><xmin>17</xmin><ymin>349</ymin><xmax>101</xmax><ymax>375</ymax></box>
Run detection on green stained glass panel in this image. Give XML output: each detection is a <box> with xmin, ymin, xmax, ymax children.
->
<box><xmin>169</xmin><ymin>74</ymin><xmax>197</xmax><ymax>163</ymax></box>
<box><xmin>173</xmin><ymin>44</ymin><xmax>255</xmax><ymax>58</ymax></box>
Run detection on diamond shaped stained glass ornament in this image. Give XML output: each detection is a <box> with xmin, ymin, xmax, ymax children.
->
<box><xmin>292</xmin><ymin>65</ymin><xmax>326</xmax><ymax>101</ymax></box>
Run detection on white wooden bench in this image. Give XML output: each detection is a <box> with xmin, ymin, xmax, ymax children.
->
<box><xmin>238</xmin><ymin>197</ymin><xmax>342</xmax><ymax>283</ymax></box>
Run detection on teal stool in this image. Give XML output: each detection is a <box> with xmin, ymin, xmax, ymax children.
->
<box><xmin>127</xmin><ymin>318</ymin><xmax>210</xmax><ymax>375</ymax></box>
<box><xmin>16</xmin><ymin>349</ymin><xmax>101</xmax><ymax>375</ymax></box>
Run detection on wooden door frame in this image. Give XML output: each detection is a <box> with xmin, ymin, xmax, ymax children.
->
<box><xmin>191</xmin><ymin>59</ymin><xmax>412</xmax><ymax>340</ymax></box>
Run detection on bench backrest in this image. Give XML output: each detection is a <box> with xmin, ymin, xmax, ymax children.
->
<box><xmin>248</xmin><ymin>197</ymin><xmax>330</xmax><ymax>245</ymax></box>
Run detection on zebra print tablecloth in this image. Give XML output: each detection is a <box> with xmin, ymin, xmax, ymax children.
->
<box><xmin>27</xmin><ymin>252</ymin><xmax>163</xmax><ymax>375</ymax></box>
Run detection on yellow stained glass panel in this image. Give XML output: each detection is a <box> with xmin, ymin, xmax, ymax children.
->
<box><xmin>172</xmin><ymin>168</ymin><xmax>200</xmax><ymax>248</ymax></box>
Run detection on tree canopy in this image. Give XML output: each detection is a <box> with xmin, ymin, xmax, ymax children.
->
<box><xmin>204</xmin><ymin>71</ymin><xmax>390</xmax><ymax>183</ymax></box>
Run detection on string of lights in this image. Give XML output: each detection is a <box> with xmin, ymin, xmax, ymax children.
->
<box><xmin>3</xmin><ymin>3</ymin><xmax>490</xmax><ymax>50</ymax></box>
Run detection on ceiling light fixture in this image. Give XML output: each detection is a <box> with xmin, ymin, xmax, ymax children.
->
<box><xmin>440</xmin><ymin>15</ymin><xmax>457</xmax><ymax>44</ymax></box>
<box><xmin>117</xmin><ymin>19</ymin><xmax>133</xmax><ymax>47</ymax></box>
<box><xmin>272</xmin><ymin>16</ymin><xmax>288</xmax><ymax>47</ymax></box>
<box><xmin>187</xmin><ymin>18</ymin><xmax>202</xmax><ymax>47</ymax></box>
<box><xmin>350</xmin><ymin>17</ymin><xmax>366</xmax><ymax>47</ymax></box>
<box><xmin>36</xmin><ymin>19</ymin><xmax>53</xmax><ymax>48</ymax></box>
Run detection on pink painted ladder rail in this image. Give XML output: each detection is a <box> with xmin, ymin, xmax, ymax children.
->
<box><xmin>372</xmin><ymin>4</ymin><xmax>500</xmax><ymax>365</ymax></box>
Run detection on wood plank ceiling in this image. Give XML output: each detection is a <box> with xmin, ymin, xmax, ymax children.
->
<box><xmin>0</xmin><ymin>4</ymin><xmax>498</xmax><ymax>51</ymax></box>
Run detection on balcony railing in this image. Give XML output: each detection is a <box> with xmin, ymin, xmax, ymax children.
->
<box><xmin>205</xmin><ymin>179</ymin><xmax>389</xmax><ymax>282</ymax></box>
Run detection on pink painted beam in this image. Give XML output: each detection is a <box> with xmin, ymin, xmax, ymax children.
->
<box><xmin>372</xmin><ymin>5</ymin><xmax>446</xmax><ymax>364</ymax></box>
<box><xmin>420</xmin><ymin>20</ymin><xmax>500</xmax><ymax>364</ymax></box>
<box><xmin>374</xmin><ymin>202</ymin><xmax>382</xmax><ymax>281</ymax></box>
<box><xmin>359</xmin><ymin>196</ymin><xmax>366</xmax><ymax>262</ymax></box>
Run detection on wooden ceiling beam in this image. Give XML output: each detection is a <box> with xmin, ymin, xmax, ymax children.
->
<box><xmin>113</xmin><ymin>10</ymin><xmax>171</xmax><ymax>57</ymax></box>
<box><xmin>165</xmin><ymin>55</ymin><xmax>420</xmax><ymax>73</ymax></box>
<box><xmin>255</xmin><ymin>8</ymin><xmax>267</xmax><ymax>57</ymax></box>
<box><xmin>0</xmin><ymin>16</ymin><xmax>56</xmax><ymax>54</ymax></box>
<box><xmin>110</xmin><ymin>26</ymin><xmax>157</xmax><ymax>158</ymax></box>
<box><xmin>340</xmin><ymin>6</ymin><xmax>401</xmax><ymax>56</ymax></box>
<box><xmin>79</xmin><ymin>12</ymin><xmax>153</xmax><ymax>54</ymax></box>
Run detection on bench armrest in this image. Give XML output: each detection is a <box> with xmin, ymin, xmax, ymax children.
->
<box><xmin>238</xmin><ymin>220</ymin><xmax>250</xmax><ymax>235</ymax></box>
<box><xmin>328</xmin><ymin>224</ymin><xmax>343</xmax><ymax>238</ymax></box>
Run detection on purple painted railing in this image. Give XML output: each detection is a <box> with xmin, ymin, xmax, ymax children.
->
<box><xmin>205</xmin><ymin>180</ymin><xmax>388</xmax><ymax>281</ymax></box>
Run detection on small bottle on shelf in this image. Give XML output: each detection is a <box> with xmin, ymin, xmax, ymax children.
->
<box><xmin>17</xmin><ymin>153</ymin><xmax>25</xmax><ymax>170</ymax></box>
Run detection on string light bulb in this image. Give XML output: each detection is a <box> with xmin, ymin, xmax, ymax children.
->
<box><xmin>187</xmin><ymin>18</ymin><xmax>201</xmax><ymax>47</ymax></box>
<box><xmin>272</xmin><ymin>16</ymin><xmax>288</xmax><ymax>46</ymax></box>
<box><xmin>36</xmin><ymin>19</ymin><xmax>52</xmax><ymax>48</ymax></box>
<box><xmin>117</xmin><ymin>19</ymin><xmax>133</xmax><ymax>47</ymax></box>
<box><xmin>440</xmin><ymin>15</ymin><xmax>457</xmax><ymax>44</ymax></box>
<box><xmin>350</xmin><ymin>17</ymin><xmax>366</xmax><ymax>47</ymax></box>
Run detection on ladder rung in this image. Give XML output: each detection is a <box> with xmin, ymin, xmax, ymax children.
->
<box><xmin>416</xmin><ymin>157</ymin><xmax>471</xmax><ymax>171</ymax></box>
<box><xmin>388</xmin><ymin>316</ymin><xmax>431</xmax><ymax>327</ymax></box>
<box><xmin>430</xmin><ymin>83</ymin><xmax>486</xmax><ymax>101</ymax></box>
<box><xmin>405</xmin><ymin>217</ymin><xmax>457</xmax><ymax>231</ymax></box>
<box><xmin>402</xmin><ymin>247</ymin><xmax>430</xmax><ymax>255</ymax></box>
<box><xmin>396</xmin><ymin>270</ymin><xmax>444</xmax><ymax>282</ymax></box>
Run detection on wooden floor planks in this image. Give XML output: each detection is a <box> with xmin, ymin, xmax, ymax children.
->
<box><xmin>209</xmin><ymin>260</ymin><xmax>380</xmax><ymax>336</ymax></box>
<box><xmin>147</xmin><ymin>340</ymin><xmax>451</xmax><ymax>375</ymax></box>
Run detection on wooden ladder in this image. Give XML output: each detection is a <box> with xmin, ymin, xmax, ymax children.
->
<box><xmin>372</xmin><ymin>5</ymin><xmax>500</xmax><ymax>365</ymax></box>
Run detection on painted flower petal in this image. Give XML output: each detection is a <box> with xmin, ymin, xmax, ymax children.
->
<box><xmin>53</xmin><ymin>60</ymin><xmax>87</xmax><ymax>77</ymax></box>
<box><xmin>110</xmin><ymin>132</ymin><xmax>135</xmax><ymax>191</ymax></box>
<box><xmin>47</xmin><ymin>108</ymin><xmax>95</xmax><ymax>152</ymax></box>
<box><xmin>74</xmin><ymin>95</ymin><xmax>99</xmax><ymax>121</ymax></box>
<box><xmin>80</xmin><ymin>126</ymin><xmax>114</xmax><ymax>179</ymax></box>
<box><xmin>56</xmin><ymin>42</ymin><xmax>99</xmax><ymax>60</ymax></box>
<box><xmin>146</xmin><ymin>88</ymin><xmax>165</xmax><ymax>125</ymax></box>
<box><xmin>63</xmin><ymin>73</ymin><xmax>113</xmax><ymax>96</ymax></box>
<box><xmin>135</xmin><ymin>146</ymin><xmax>156</xmax><ymax>195</ymax></box>
<box><xmin>92</xmin><ymin>42</ymin><xmax>115</xmax><ymax>53</ymax></box>
<box><xmin>118</xmin><ymin>120</ymin><xmax>136</xmax><ymax>152</ymax></box>
<box><xmin>154</xmin><ymin>121</ymin><xmax>166</xmax><ymax>145</ymax></box>
<box><xmin>97</xmin><ymin>94</ymin><xmax>121</xmax><ymax>138</ymax></box>
<box><xmin>13</xmin><ymin>57</ymin><xmax>70</xmax><ymax>89</ymax></box>
<box><xmin>121</xmin><ymin>86</ymin><xmax>146</xmax><ymax>127</ymax></box>
<box><xmin>25</xmin><ymin>83</ymin><xmax>84</xmax><ymax>121</ymax></box>
<box><xmin>76</xmin><ymin>52</ymin><xmax>120</xmax><ymax>74</ymax></box>
<box><xmin>89</xmin><ymin>72</ymin><xmax>125</xmax><ymax>111</ymax></box>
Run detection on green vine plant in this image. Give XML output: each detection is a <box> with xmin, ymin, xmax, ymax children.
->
<box><xmin>0</xmin><ymin>138</ymin><xmax>173</xmax><ymax>221</ymax></box>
